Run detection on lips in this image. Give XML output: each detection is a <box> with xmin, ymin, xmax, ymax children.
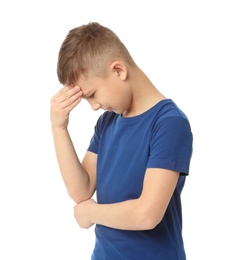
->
<box><xmin>103</xmin><ymin>107</ymin><xmax>112</xmax><ymax>111</ymax></box>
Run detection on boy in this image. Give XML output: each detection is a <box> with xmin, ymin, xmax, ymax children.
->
<box><xmin>50</xmin><ymin>22</ymin><xmax>193</xmax><ymax>259</ymax></box>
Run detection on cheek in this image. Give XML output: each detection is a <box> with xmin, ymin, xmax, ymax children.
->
<box><xmin>120</xmin><ymin>89</ymin><xmax>131</xmax><ymax>104</ymax></box>
<box><xmin>115</xmin><ymin>93</ymin><xmax>131</xmax><ymax>111</ymax></box>
<box><xmin>103</xmin><ymin>85</ymin><xmax>131</xmax><ymax>107</ymax></box>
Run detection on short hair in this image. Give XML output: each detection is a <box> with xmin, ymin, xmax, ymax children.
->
<box><xmin>57</xmin><ymin>22</ymin><xmax>136</xmax><ymax>85</ymax></box>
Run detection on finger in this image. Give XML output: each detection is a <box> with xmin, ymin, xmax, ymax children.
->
<box><xmin>62</xmin><ymin>91</ymin><xmax>83</xmax><ymax>109</ymax></box>
<box><xmin>56</xmin><ymin>85</ymin><xmax>81</xmax><ymax>99</ymax></box>
<box><xmin>56</xmin><ymin>86</ymin><xmax>82</xmax><ymax>105</ymax></box>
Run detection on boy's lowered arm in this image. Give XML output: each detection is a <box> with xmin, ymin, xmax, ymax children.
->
<box><xmin>73</xmin><ymin>168</ymin><xmax>179</xmax><ymax>230</ymax></box>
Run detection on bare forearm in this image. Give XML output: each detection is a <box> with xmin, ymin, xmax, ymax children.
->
<box><xmin>74</xmin><ymin>167</ymin><xmax>178</xmax><ymax>231</ymax></box>
<box><xmin>75</xmin><ymin>198</ymin><xmax>159</xmax><ymax>231</ymax></box>
<box><xmin>52</xmin><ymin>127</ymin><xmax>92</xmax><ymax>203</ymax></box>
<box><xmin>90</xmin><ymin>200</ymin><xmax>143</xmax><ymax>230</ymax></box>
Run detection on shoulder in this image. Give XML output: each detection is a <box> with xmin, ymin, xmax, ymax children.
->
<box><xmin>155</xmin><ymin>99</ymin><xmax>189</xmax><ymax>120</ymax></box>
<box><xmin>150</xmin><ymin>100</ymin><xmax>193</xmax><ymax>151</ymax></box>
<box><xmin>153</xmin><ymin>99</ymin><xmax>192</xmax><ymax>130</ymax></box>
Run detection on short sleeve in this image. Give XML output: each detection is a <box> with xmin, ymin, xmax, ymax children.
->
<box><xmin>87</xmin><ymin>111</ymin><xmax>115</xmax><ymax>154</ymax></box>
<box><xmin>147</xmin><ymin>116</ymin><xmax>193</xmax><ymax>175</ymax></box>
<box><xmin>87</xmin><ymin>115</ymin><xmax>103</xmax><ymax>154</ymax></box>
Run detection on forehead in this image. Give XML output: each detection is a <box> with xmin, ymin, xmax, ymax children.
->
<box><xmin>77</xmin><ymin>77</ymin><xmax>96</xmax><ymax>98</ymax></box>
<box><xmin>77</xmin><ymin>77</ymin><xmax>91</xmax><ymax>93</ymax></box>
<box><xmin>78</xmin><ymin>75</ymin><xmax>106</xmax><ymax>94</ymax></box>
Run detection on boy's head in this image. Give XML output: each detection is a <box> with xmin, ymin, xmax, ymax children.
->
<box><xmin>57</xmin><ymin>22</ymin><xmax>136</xmax><ymax>86</ymax></box>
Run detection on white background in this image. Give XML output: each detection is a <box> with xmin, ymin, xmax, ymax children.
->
<box><xmin>0</xmin><ymin>0</ymin><xmax>232</xmax><ymax>259</ymax></box>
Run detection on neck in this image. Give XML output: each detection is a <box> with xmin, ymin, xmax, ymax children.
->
<box><xmin>122</xmin><ymin>67</ymin><xmax>166</xmax><ymax>117</ymax></box>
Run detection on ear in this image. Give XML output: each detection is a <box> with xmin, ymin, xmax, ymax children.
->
<box><xmin>110</xmin><ymin>61</ymin><xmax>128</xmax><ymax>81</ymax></box>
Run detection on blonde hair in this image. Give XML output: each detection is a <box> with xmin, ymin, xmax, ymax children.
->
<box><xmin>57</xmin><ymin>22</ymin><xmax>136</xmax><ymax>85</ymax></box>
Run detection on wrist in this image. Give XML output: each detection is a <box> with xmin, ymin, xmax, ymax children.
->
<box><xmin>51</xmin><ymin>125</ymin><xmax>68</xmax><ymax>134</ymax></box>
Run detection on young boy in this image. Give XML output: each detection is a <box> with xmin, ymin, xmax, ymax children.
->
<box><xmin>50</xmin><ymin>22</ymin><xmax>193</xmax><ymax>259</ymax></box>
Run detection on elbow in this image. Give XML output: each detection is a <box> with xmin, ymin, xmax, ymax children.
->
<box><xmin>136</xmin><ymin>207</ymin><xmax>164</xmax><ymax>230</ymax></box>
<box><xmin>67</xmin><ymin>189</ymin><xmax>82</xmax><ymax>203</ymax></box>
<box><xmin>67</xmin><ymin>188</ymin><xmax>92</xmax><ymax>204</ymax></box>
<box><xmin>139</xmin><ymin>217</ymin><xmax>162</xmax><ymax>231</ymax></box>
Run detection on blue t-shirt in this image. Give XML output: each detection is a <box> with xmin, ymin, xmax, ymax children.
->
<box><xmin>87</xmin><ymin>99</ymin><xmax>193</xmax><ymax>260</ymax></box>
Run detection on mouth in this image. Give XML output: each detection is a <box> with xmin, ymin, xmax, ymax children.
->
<box><xmin>103</xmin><ymin>107</ymin><xmax>112</xmax><ymax>111</ymax></box>
<box><xmin>102</xmin><ymin>107</ymin><xmax>114</xmax><ymax>112</ymax></box>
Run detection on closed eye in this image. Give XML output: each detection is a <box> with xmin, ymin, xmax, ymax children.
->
<box><xmin>88</xmin><ymin>92</ymin><xmax>95</xmax><ymax>99</ymax></box>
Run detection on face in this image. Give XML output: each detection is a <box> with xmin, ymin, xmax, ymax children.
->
<box><xmin>78</xmin><ymin>70</ymin><xmax>132</xmax><ymax>115</ymax></box>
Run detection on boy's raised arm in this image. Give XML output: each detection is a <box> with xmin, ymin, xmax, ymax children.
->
<box><xmin>50</xmin><ymin>85</ymin><xmax>96</xmax><ymax>203</ymax></box>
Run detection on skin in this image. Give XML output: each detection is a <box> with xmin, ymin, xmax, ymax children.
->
<box><xmin>50</xmin><ymin>61</ymin><xmax>179</xmax><ymax>230</ymax></box>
